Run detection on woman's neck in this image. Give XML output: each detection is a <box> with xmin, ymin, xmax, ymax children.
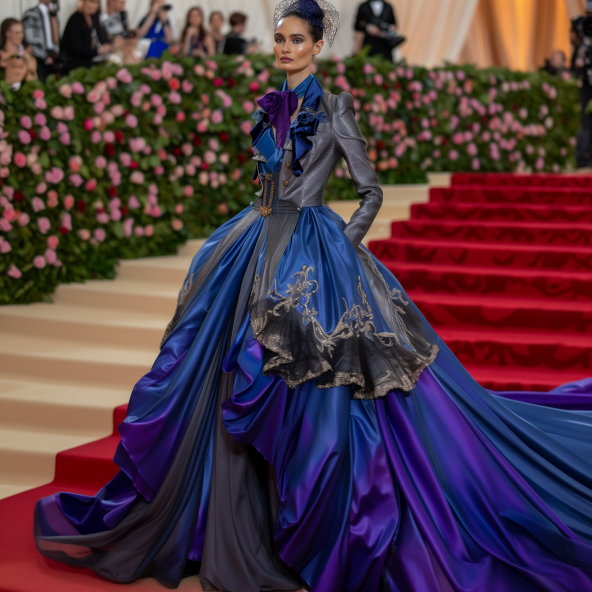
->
<box><xmin>286</xmin><ymin>68</ymin><xmax>311</xmax><ymax>90</ymax></box>
<box><xmin>4</xmin><ymin>41</ymin><xmax>19</xmax><ymax>54</ymax></box>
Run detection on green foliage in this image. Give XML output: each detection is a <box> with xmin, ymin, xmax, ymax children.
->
<box><xmin>0</xmin><ymin>54</ymin><xmax>579</xmax><ymax>304</ymax></box>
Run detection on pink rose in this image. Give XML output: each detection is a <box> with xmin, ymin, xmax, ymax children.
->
<box><xmin>182</xmin><ymin>79</ymin><xmax>193</xmax><ymax>93</ymax></box>
<box><xmin>448</xmin><ymin>150</ymin><xmax>459</xmax><ymax>161</ymax></box>
<box><xmin>77</xmin><ymin>229</ymin><xmax>91</xmax><ymax>240</ymax></box>
<box><xmin>85</xmin><ymin>179</ymin><xmax>97</xmax><ymax>191</ymax></box>
<box><xmin>47</xmin><ymin>234</ymin><xmax>59</xmax><ymax>249</ymax></box>
<box><xmin>34</xmin><ymin>113</ymin><xmax>47</xmax><ymax>126</ymax></box>
<box><xmin>50</xmin><ymin>106</ymin><xmax>64</xmax><ymax>120</ymax></box>
<box><xmin>144</xmin><ymin>224</ymin><xmax>154</xmax><ymax>237</ymax></box>
<box><xmin>126</xmin><ymin>114</ymin><xmax>138</xmax><ymax>127</ymax></box>
<box><xmin>168</xmin><ymin>91</ymin><xmax>182</xmax><ymax>105</ymax></box>
<box><xmin>68</xmin><ymin>156</ymin><xmax>82</xmax><ymax>172</ymax></box>
<box><xmin>60</xmin><ymin>132</ymin><xmax>71</xmax><ymax>145</ymax></box>
<box><xmin>14</xmin><ymin>152</ymin><xmax>26</xmax><ymax>167</ymax></box>
<box><xmin>204</xmin><ymin>150</ymin><xmax>217</xmax><ymax>165</ymax></box>
<box><xmin>20</xmin><ymin>115</ymin><xmax>32</xmax><ymax>129</ymax></box>
<box><xmin>93</xmin><ymin>228</ymin><xmax>106</xmax><ymax>242</ymax></box>
<box><xmin>44</xmin><ymin>248</ymin><xmax>57</xmax><ymax>265</ymax></box>
<box><xmin>150</xmin><ymin>93</ymin><xmax>163</xmax><ymax>107</ymax></box>
<box><xmin>87</xmin><ymin>89</ymin><xmax>101</xmax><ymax>104</ymax></box>
<box><xmin>69</xmin><ymin>174</ymin><xmax>83</xmax><ymax>188</ymax></box>
<box><xmin>93</xmin><ymin>101</ymin><xmax>105</xmax><ymax>115</ymax></box>
<box><xmin>32</xmin><ymin>196</ymin><xmax>45</xmax><ymax>212</ymax></box>
<box><xmin>94</xmin><ymin>156</ymin><xmax>107</xmax><ymax>169</ymax></box>
<box><xmin>148</xmin><ymin>183</ymin><xmax>158</xmax><ymax>195</ymax></box>
<box><xmin>96</xmin><ymin>212</ymin><xmax>110</xmax><ymax>224</ymax></box>
<box><xmin>84</xmin><ymin>118</ymin><xmax>94</xmax><ymax>131</ymax></box>
<box><xmin>150</xmin><ymin>205</ymin><xmax>162</xmax><ymax>217</ymax></box>
<box><xmin>171</xmin><ymin>219</ymin><xmax>183</xmax><ymax>231</ymax></box>
<box><xmin>18</xmin><ymin>130</ymin><xmax>31</xmax><ymax>145</ymax></box>
<box><xmin>155</xmin><ymin>166</ymin><xmax>164</xmax><ymax>176</ymax></box>
<box><xmin>217</xmin><ymin>202</ymin><xmax>229</xmax><ymax>215</ymax></box>
<box><xmin>31</xmin><ymin>163</ymin><xmax>41</xmax><ymax>175</ymax></box>
<box><xmin>33</xmin><ymin>255</ymin><xmax>46</xmax><ymax>269</ymax></box>
<box><xmin>0</xmin><ymin>218</ymin><xmax>13</xmax><ymax>232</ymax></box>
<box><xmin>59</xmin><ymin>83</ymin><xmax>73</xmax><ymax>98</ymax></box>
<box><xmin>134</xmin><ymin>225</ymin><xmax>145</xmax><ymax>237</ymax></box>
<box><xmin>72</xmin><ymin>81</ymin><xmax>85</xmax><ymax>94</ymax></box>
<box><xmin>37</xmin><ymin>217</ymin><xmax>50</xmax><ymax>233</ymax></box>
<box><xmin>56</xmin><ymin>122</ymin><xmax>67</xmax><ymax>134</ymax></box>
<box><xmin>119</xmin><ymin>152</ymin><xmax>132</xmax><ymax>167</ymax></box>
<box><xmin>91</xmin><ymin>130</ymin><xmax>102</xmax><ymax>144</ymax></box>
<box><xmin>128</xmin><ymin>195</ymin><xmax>140</xmax><ymax>208</ymax></box>
<box><xmin>240</xmin><ymin>120</ymin><xmax>252</xmax><ymax>135</ymax></box>
<box><xmin>106</xmin><ymin>76</ymin><xmax>117</xmax><ymax>90</ymax></box>
<box><xmin>129</xmin><ymin>137</ymin><xmax>146</xmax><ymax>153</ymax></box>
<box><xmin>176</xmin><ymin>112</ymin><xmax>186</xmax><ymax>123</ymax></box>
<box><xmin>175</xmin><ymin>203</ymin><xmax>184</xmax><ymax>214</ymax></box>
<box><xmin>7</xmin><ymin>264</ymin><xmax>22</xmax><ymax>279</ymax></box>
<box><xmin>39</xmin><ymin>126</ymin><xmax>51</xmax><ymax>141</ymax></box>
<box><xmin>110</xmin><ymin>208</ymin><xmax>122</xmax><ymax>221</ymax></box>
<box><xmin>47</xmin><ymin>190</ymin><xmax>58</xmax><ymax>208</ymax></box>
<box><xmin>211</xmin><ymin>110</ymin><xmax>224</xmax><ymax>125</ymax></box>
<box><xmin>0</xmin><ymin>238</ymin><xmax>11</xmax><ymax>253</ymax></box>
<box><xmin>63</xmin><ymin>106</ymin><xmax>75</xmax><ymax>121</ymax></box>
<box><xmin>116</xmin><ymin>68</ymin><xmax>132</xmax><ymax>84</ymax></box>
<box><xmin>123</xmin><ymin>218</ymin><xmax>134</xmax><ymax>237</ymax></box>
<box><xmin>130</xmin><ymin>171</ymin><xmax>145</xmax><ymax>184</ymax></box>
<box><xmin>242</xmin><ymin>100</ymin><xmax>254</xmax><ymax>114</ymax></box>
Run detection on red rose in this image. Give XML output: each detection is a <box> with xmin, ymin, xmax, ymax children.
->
<box><xmin>29</xmin><ymin>129</ymin><xmax>37</xmax><ymax>140</ymax></box>
<box><xmin>219</xmin><ymin>131</ymin><xmax>229</xmax><ymax>143</ymax></box>
<box><xmin>173</xmin><ymin>147</ymin><xmax>181</xmax><ymax>157</ymax></box>
<box><xmin>248</xmin><ymin>146</ymin><xmax>254</xmax><ymax>155</ymax></box>
<box><xmin>377</xmin><ymin>140</ymin><xmax>385</xmax><ymax>150</ymax></box>
<box><xmin>123</xmin><ymin>110</ymin><xmax>130</xmax><ymax>117</ymax></box>
<box><xmin>104</xmin><ymin>143</ymin><xmax>115</xmax><ymax>157</ymax></box>
<box><xmin>130</xmin><ymin>161</ymin><xmax>138</xmax><ymax>169</ymax></box>
<box><xmin>14</xmin><ymin>190</ymin><xmax>25</xmax><ymax>202</ymax></box>
<box><xmin>120</xmin><ymin>205</ymin><xmax>128</xmax><ymax>216</ymax></box>
<box><xmin>168</xmin><ymin>78</ymin><xmax>180</xmax><ymax>91</ymax></box>
<box><xmin>114</xmin><ymin>130</ymin><xmax>124</xmax><ymax>143</ymax></box>
<box><xmin>77</xmin><ymin>200</ymin><xmax>87</xmax><ymax>213</ymax></box>
<box><xmin>227</xmin><ymin>78</ymin><xmax>236</xmax><ymax>89</ymax></box>
<box><xmin>201</xmin><ymin>162</ymin><xmax>209</xmax><ymax>170</ymax></box>
<box><xmin>107</xmin><ymin>186</ymin><xmax>118</xmax><ymax>197</ymax></box>
<box><xmin>237</xmin><ymin>153</ymin><xmax>247</xmax><ymax>164</ymax></box>
<box><xmin>213</xmin><ymin>77</ymin><xmax>223</xmax><ymax>87</ymax></box>
<box><xmin>59</xmin><ymin>226</ymin><xmax>69</xmax><ymax>235</ymax></box>
<box><xmin>192</xmin><ymin>136</ymin><xmax>202</xmax><ymax>146</ymax></box>
<box><xmin>441</xmin><ymin>138</ymin><xmax>449</xmax><ymax>146</ymax></box>
<box><xmin>97</xmin><ymin>207</ymin><xmax>104</xmax><ymax>213</ymax></box>
<box><xmin>382</xmin><ymin>83</ymin><xmax>389</xmax><ymax>90</ymax></box>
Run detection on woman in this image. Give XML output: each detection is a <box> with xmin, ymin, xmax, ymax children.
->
<box><xmin>209</xmin><ymin>10</ymin><xmax>225</xmax><ymax>54</ymax></box>
<box><xmin>34</xmin><ymin>0</ymin><xmax>592</xmax><ymax>591</ymax></box>
<box><xmin>60</xmin><ymin>0</ymin><xmax>112</xmax><ymax>73</ymax></box>
<box><xmin>0</xmin><ymin>18</ymin><xmax>37</xmax><ymax>87</ymax></box>
<box><xmin>137</xmin><ymin>0</ymin><xmax>174</xmax><ymax>59</ymax></box>
<box><xmin>180</xmin><ymin>7</ymin><xmax>215</xmax><ymax>58</ymax></box>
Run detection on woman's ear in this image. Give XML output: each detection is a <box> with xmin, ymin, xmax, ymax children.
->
<box><xmin>313</xmin><ymin>38</ymin><xmax>324</xmax><ymax>57</ymax></box>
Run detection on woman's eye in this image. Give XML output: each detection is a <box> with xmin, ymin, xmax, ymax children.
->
<box><xmin>293</xmin><ymin>38</ymin><xmax>302</xmax><ymax>43</ymax></box>
<box><xmin>275</xmin><ymin>38</ymin><xmax>283</xmax><ymax>43</ymax></box>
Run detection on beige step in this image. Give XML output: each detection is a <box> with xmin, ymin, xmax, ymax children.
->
<box><xmin>53</xmin><ymin>279</ymin><xmax>179</xmax><ymax>316</ymax></box>
<box><xmin>0</xmin><ymin>303</ymin><xmax>170</xmax><ymax>350</ymax></box>
<box><xmin>116</xmin><ymin>255</ymin><xmax>193</xmax><ymax>286</ymax></box>
<box><xmin>177</xmin><ymin>238</ymin><xmax>207</xmax><ymax>258</ymax></box>
<box><xmin>0</xmin><ymin>333</ymin><xmax>155</xmax><ymax>389</ymax></box>
<box><xmin>0</xmin><ymin>427</ymin><xmax>89</xmax><ymax>498</ymax></box>
<box><xmin>0</xmin><ymin>377</ymin><xmax>128</xmax><ymax>436</ymax></box>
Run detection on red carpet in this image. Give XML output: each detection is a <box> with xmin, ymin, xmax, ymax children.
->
<box><xmin>2</xmin><ymin>172</ymin><xmax>591</xmax><ymax>590</ymax></box>
<box><xmin>0</xmin><ymin>405</ymin><xmax>152</xmax><ymax>592</ymax></box>
<box><xmin>369</xmin><ymin>173</ymin><xmax>592</xmax><ymax>392</ymax></box>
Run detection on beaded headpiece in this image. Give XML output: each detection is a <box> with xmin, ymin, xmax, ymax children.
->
<box><xmin>273</xmin><ymin>0</ymin><xmax>340</xmax><ymax>47</ymax></box>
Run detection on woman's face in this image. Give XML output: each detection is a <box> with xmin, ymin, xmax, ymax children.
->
<box><xmin>274</xmin><ymin>16</ymin><xmax>323</xmax><ymax>75</ymax></box>
<box><xmin>6</xmin><ymin>23</ymin><xmax>24</xmax><ymax>47</ymax></box>
<box><xmin>210</xmin><ymin>13</ymin><xmax>223</xmax><ymax>32</ymax></box>
<box><xmin>189</xmin><ymin>9</ymin><xmax>202</xmax><ymax>28</ymax></box>
<box><xmin>82</xmin><ymin>0</ymin><xmax>100</xmax><ymax>15</ymax></box>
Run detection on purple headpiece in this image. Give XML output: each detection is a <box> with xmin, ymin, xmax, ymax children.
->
<box><xmin>273</xmin><ymin>0</ymin><xmax>340</xmax><ymax>47</ymax></box>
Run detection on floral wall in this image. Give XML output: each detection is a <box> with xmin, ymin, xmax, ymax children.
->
<box><xmin>0</xmin><ymin>53</ymin><xmax>579</xmax><ymax>305</ymax></box>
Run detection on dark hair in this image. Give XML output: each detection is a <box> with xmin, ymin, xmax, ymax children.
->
<box><xmin>209</xmin><ymin>10</ymin><xmax>224</xmax><ymax>23</ymax></box>
<box><xmin>229</xmin><ymin>12</ymin><xmax>247</xmax><ymax>27</ymax></box>
<box><xmin>0</xmin><ymin>18</ymin><xmax>20</xmax><ymax>50</ymax></box>
<box><xmin>181</xmin><ymin>6</ymin><xmax>207</xmax><ymax>47</ymax></box>
<box><xmin>280</xmin><ymin>10</ymin><xmax>323</xmax><ymax>43</ymax></box>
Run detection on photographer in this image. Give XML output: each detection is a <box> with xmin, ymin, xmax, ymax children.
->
<box><xmin>138</xmin><ymin>0</ymin><xmax>174</xmax><ymax>59</ymax></box>
<box><xmin>0</xmin><ymin>19</ymin><xmax>38</xmax><ymax>88</ymax></box>
<box><xmin>573</xmin><ymin>5</ymin><xmax>592</xmax><ymax>168</ymax></box>
<box><xmin>22</xmin><ymin>0</ymin><xmax>60</xmax><ymax>82</ymax></box>
<box><xmin>354</xmin><ymin>0</ymin><xmax>402</xmax><ymax>62</ymax></box>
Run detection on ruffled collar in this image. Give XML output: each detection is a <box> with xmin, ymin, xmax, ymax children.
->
<box><xmin>250</xmin><ymin>75</ymin><xmax>325</xmax><ymax>177</ymax></box>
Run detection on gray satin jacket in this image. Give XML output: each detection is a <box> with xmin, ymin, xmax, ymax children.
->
<box><xmin>253</xmin><ymin>90</ymin><xmax>383</xmax><ymax>247</ymax></box>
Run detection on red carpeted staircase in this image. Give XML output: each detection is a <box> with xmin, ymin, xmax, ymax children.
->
<box><xmin>0</xmin><ymin>406</ymin><xmax>136</xmax><ymax>592</ymax></box>
<box><xmin>369</xmin><ymin>173</ymin><xmax>592</xmax><ymax>392</ymax></box>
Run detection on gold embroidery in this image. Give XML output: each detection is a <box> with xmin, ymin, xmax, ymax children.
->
<box><xmin>259</xmin><ymin>173</ymin><xmax>275</xmax><ymax>217</ymax></box>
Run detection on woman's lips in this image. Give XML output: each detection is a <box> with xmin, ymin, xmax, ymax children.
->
<box><xmin>280</xmin><ymin>57</ymin><xmax>293</xmax><ymax>62</ymax></box>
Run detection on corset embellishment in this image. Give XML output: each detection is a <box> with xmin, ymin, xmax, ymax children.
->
<box><xmin>259</xmin><ymin>172</ymin><xmax>275</xmax><ymax>217</ymax></box>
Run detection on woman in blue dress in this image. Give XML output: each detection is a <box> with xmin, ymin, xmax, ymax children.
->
<box><xmin>34</xmin><ymin>1</ymin><xmax>592</xmax><ymax>590</ymax></box>
<box><xmin>137</xmin><ymin>0</ymin><xmax>174</xmax><ymax>59</ymax></box>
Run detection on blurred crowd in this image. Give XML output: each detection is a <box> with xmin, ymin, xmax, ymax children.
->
<box><xmin>0</xmin><ymin>0</ymin><xmax>258</xmax><ymax>88</ymax></box>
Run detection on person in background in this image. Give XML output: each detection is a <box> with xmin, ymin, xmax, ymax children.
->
<box><xmin>353</xmin><ymin>0</ymin><xmax>398</xmax><ymax>62</ymax></box>
<box><xmin>138</xmin><ymin>0</ymin><xmax>174</xmax><ymax>59</ymax></box>
<box><xmin>541</xmin><ymin>50</ymin><xmax>569</xmax><ymax>77</ymax></box>
<box><xmin>180</xmin><ymin>7</ymin><xmax>215</xmax><ymax>58</ymax></box>
<box><xmin>0</xmin><ymin>19</ymin><xmax>38</xmax><ymax>88</ymax></box>
<box><xmin>22</xmin><ymin>0</ymin><xmax>60</xmax><ymax>82</ymax></box>
<box><xmin>222</xmin><ymin>11</ymin><xmax>256</xmax><ymax>55</ymax></box>
<box><xmin>209</xmin><ymin>11</ymin><xmax>225</xmax><ymax>54</ymax></box>
<box><xmin>574</xmin><ymin>2</ymin><xmax>592</xmax><ymax>168</ymax></box>
<box><xmin>60</xmin><ymin>0</ymin><xmax>111</xmax><ymax>73</ymax></box>
<box><xmin>101</xmin><ymin>0</ymin><xmax>131</xmax><ymax>43</ymax></box>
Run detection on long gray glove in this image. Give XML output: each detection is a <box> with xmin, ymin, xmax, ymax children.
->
<box><xmin>333</xmin><ymin>91</ymin><xmax>383</xmax><ymax>247</ymax></box>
